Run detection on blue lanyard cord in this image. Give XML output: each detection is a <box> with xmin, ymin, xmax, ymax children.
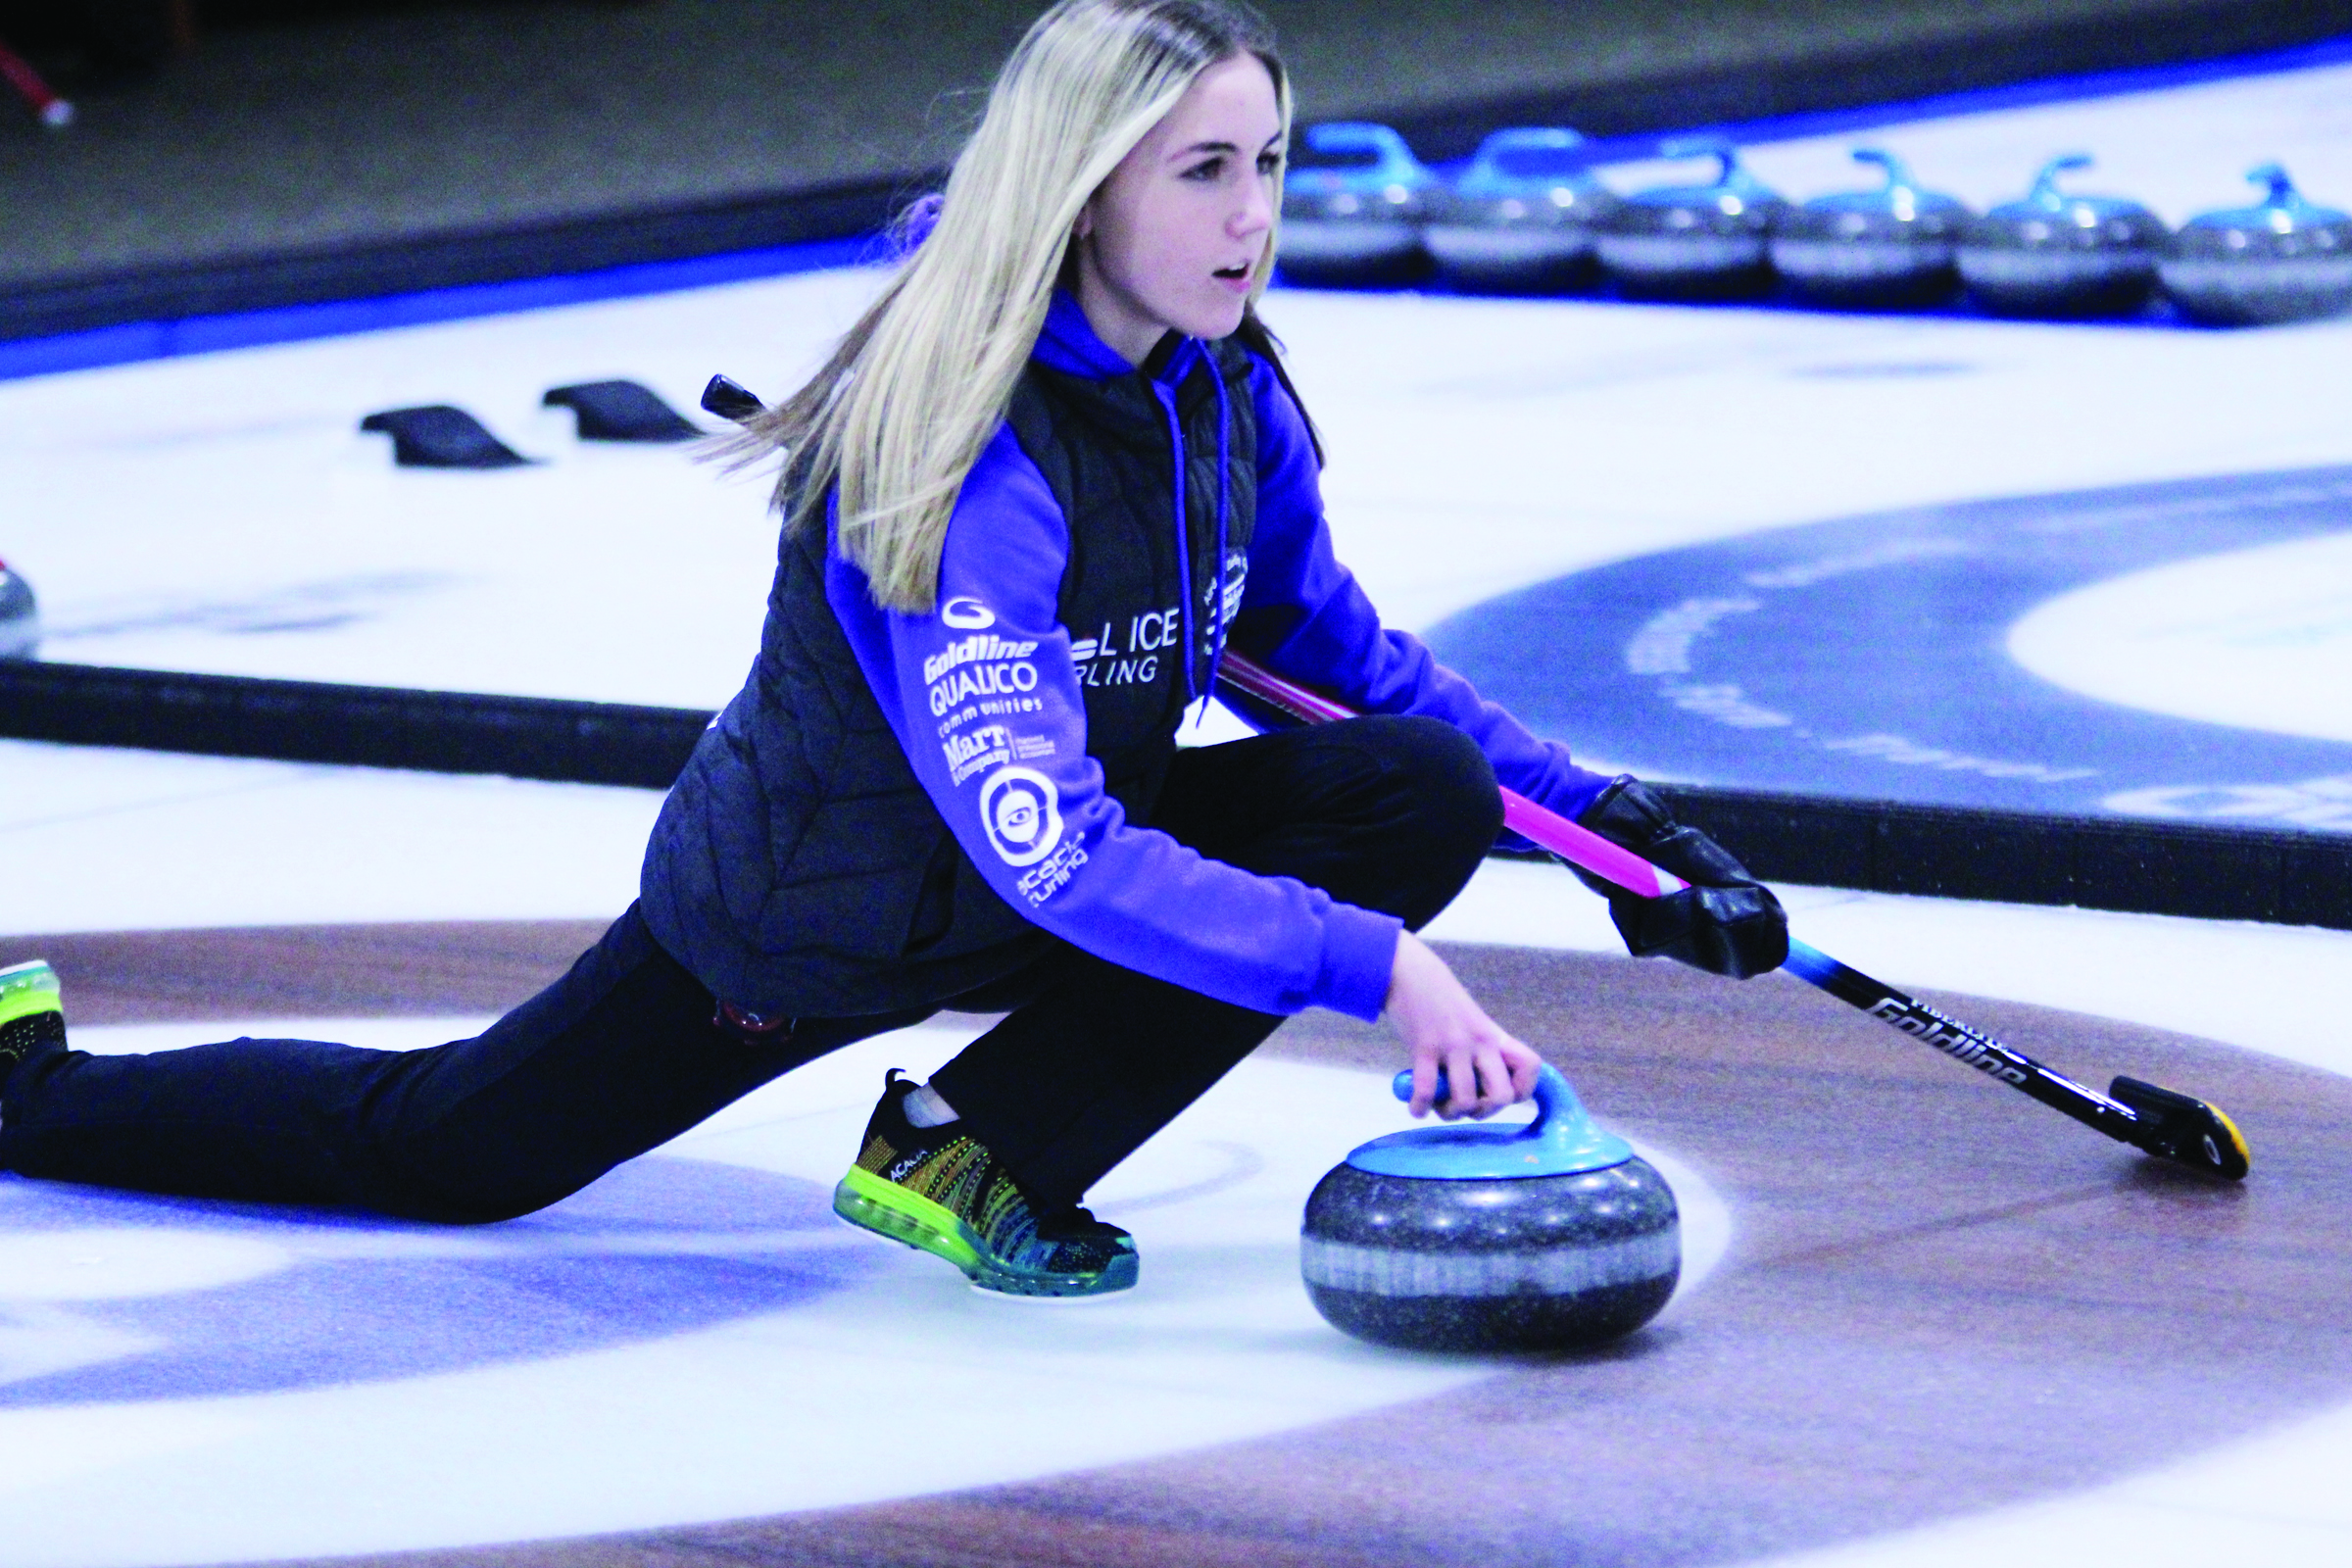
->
<box><xmin>1154</xmin><ymin>379</ymin><xmax>1199</xmax><ymax>705</ymax></box>
<box><xmin>1153</xmin><ymin>351</ymin><xmax>1236</xmax><ymax>716</ymax></box>
<box><xmin>1201</xmin><ymin>365</ymin><xmax>1232</xmax><ymax>720</ymax></box>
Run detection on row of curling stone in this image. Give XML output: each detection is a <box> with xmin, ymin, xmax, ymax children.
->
<box><xmin>1300</xmin><ymin>1064</ymin><xmax>1679</xmax><ymax>1353</ymax></box>
<box><xmin>1278</xmin><ymin>122</ymin><xmax>2352</xmax><ymax>326</ymax></box>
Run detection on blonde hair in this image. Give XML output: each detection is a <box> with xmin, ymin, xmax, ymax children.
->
<box><xmin>741</xmin><ymin>0</ymin><xmax>1289</xmax><ymax>612</ymax></box>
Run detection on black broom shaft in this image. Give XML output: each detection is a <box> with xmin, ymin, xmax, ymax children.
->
<box><xmin>1783</xmin><ymin>941</ymin><xmax>2139</xmax><ymax>1143</ymax></box>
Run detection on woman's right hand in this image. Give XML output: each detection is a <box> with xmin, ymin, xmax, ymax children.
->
<box><xmin>1386</xmin><ymin>930</ymin><xmax>1544</xmax><ymax>1120</ymax></box>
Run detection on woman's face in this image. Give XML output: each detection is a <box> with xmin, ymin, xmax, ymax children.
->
<box><xmin>1074</xmin><ymin>53</ymin><xmax>1283</xmax><ymax>365</ymax></box>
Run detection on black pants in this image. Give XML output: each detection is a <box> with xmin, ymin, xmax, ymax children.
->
<box><xmin>0</xmin><ymin>716</ymin><xmax>1500</xmax><ymax>1222</ymax></box>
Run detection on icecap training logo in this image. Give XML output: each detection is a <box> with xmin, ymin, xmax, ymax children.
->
<box><xmin>979</xmin><ymin>764</ymin><xmax>1063</xmax><ymax>867</ymax></box>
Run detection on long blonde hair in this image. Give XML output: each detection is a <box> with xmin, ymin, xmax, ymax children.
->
<box><xmin>741</xmin><ymin>0</ymin><xmax>1290</xmax><ymax>612</ymax></box>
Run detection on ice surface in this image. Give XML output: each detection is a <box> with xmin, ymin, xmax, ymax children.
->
<box><xmin>0</xmin><ymin>1015</ymin><xmax>1728</xmax><ymax>1566</ymax></box>
<box><xmin>2009</xmin><ymin>529</ymin><xmax>2352</xmax><ymax>749</ymax></box>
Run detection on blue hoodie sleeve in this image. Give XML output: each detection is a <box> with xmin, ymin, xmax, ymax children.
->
<box><xmin>825</xmin><ymin>422</ymin><xmax>1401</xmax><ymax>1021</ymax></box>
<box><xmin>1233</xmin><ymin>358</ymin><xmax>1616</xmax><ymax>824</ymax></box>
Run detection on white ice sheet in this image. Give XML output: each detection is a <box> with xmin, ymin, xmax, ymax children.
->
<box><xmin>5</xmin><ymin>742</ymin><xmax>2349</xmax><ymax>1564</ymax></box>
<box><xmin>0</xmin><ymin>1014</ymin><xmax>1727</xmax><ymax>1567</ymax></box>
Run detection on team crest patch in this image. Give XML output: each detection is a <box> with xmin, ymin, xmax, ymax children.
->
<box><xmin>979</xmin><ymin>764</ymin><xmax>1062</xmax><ymax>866</ymax></box>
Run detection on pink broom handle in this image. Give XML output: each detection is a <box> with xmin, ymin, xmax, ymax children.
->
<box><xmin>1212</xmin><ymin>651</ymin><xmax>1687</xmax><ymax>899</ymax></box>
<box><xmin>0</xmin><ymin>37</ymin><xmax>73</xmax><ymax>127</ymax></box>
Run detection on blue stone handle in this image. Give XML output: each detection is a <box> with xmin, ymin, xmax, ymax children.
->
<box><xmin>1394</xmin><ymin>1061</ymin><xmax>1575</xmax><ymax>1118</ymax></box>
<box><xmin>1364</xmin><ymin>1063</ymin><xmax>1634</xmax><ymax>1177</ymax></box>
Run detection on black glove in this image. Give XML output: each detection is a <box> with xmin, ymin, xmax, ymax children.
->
<box><xmin>1572</xmin><ymin>776</ymin><xmax>1788</xmax><ymax>979</ymax></box>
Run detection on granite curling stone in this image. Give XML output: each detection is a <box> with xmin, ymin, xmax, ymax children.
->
<box><xmin>1423</xmin><ymin>126</ymin><xmax>1621</xmax><ymax>295</ymax></box>
<box><xmin>1592</xmin><ymin>136</ymin><xmax>1787</xmax><ymax>301</ymax></box>
<box><xmin>1770</xmin><ymin>147</ymin><xmax>1970</xmax><ymax>310</ymax></box>
<box><xmin>2160</xmin><ymin>163</ymin><xmax>2352</xmax><ymax>327</ymax></box>
<box><xmin>1276</xmin><ymin>121</ymin><xmax>1437</xmax><ymax>288</ymax></box>
<box><xmin>1957</xmin><ymin>153</ymin><xmax>2168</xmax><ymax>318</ymax></box>
<box><xmin>1301</xmin><ymin>1065</ymin><xmax>1679</xmax><ymax>1352</ymax></box>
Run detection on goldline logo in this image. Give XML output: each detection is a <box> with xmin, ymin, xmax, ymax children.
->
<box><xmin>941</xmin><ymin>597</ymin><xmax>996</xmax><ymax>630</ymax></box>
<box><xmin>1868</xmin><ymin>998</ymin><xmax>2030</xmax><ymax>1085</ymax></box>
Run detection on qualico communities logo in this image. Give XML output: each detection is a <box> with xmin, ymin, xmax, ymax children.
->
<box><xmin>980</xmin><ymin>764</ymin><xmax>1062</xmax><ymax>866</ymax></box>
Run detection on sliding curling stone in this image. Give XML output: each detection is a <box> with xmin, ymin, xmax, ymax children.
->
<box><xmin>1423</xmin><ymin>127</ymin><xmax>1621</xmax><ymax>295</ymax></box>
<box><xmin>2161</xmin><ymin>164</ymin><xmax>2352</xmax><ymax>327</ymax></box>
<box><xmin>1301</xmin><ymin>1065</ymin><xmax>1678</xmax><ymax>1353</ymax></box>
<box><xmin>1277</xmin><ymin>122</ymin><xmax>1437</xmax><ymax>288</ymax></box>
<box><xmin>1592</xmin><ymin>136</ymin><xmax>1788</xmax><ymax>301</ymax></box>
<box><xmin>1771</xmin><ymin>148</ymin><xmax>1970</xmax><ymax>310</ymax></box>
<box><xmin>1957</xmin><ymin>154</ymin><xmax>2168</xmax><ymax>318</ymax></box>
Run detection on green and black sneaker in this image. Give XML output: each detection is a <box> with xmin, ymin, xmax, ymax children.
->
<box><xmin>834</xmin><ymin>1070</ymin><xmax>1138</xmax><ymax>1298</ymax></box>
<box><xmin>0</xmin><ymin>958</ymin><xmax>65</xmax><ymax>1070</ymax></box>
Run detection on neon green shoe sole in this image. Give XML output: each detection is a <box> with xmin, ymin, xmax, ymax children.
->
<box><xmin>0</xmin><ymin>959</ymin><xmax>59</xmax><ymax>1024</ymax></box>
<box><xmin>832</xmin><ymin>1166</ymin><xmax>1137</xmax><ymax>1298</ymax></box>
<box><xmin>0</xmin><ymin>958</ymin><xmax>64</xmax><ymax>1066</ymax></box>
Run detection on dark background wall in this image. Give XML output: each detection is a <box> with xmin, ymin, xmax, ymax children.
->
<box><xmin>6</xmin><ymin>0</ymin><xmax>2351</xmax><ymax>304</ymax></box>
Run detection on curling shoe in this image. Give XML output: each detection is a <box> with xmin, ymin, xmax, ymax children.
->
<box><xmin>0</xmin><ymin>959</ymin><xmax>65</xmax><ymax>1070</ymax></box>
<box><xmin>834</xmin><ymin>1070</ymin><xmax>1138</xmax><ymax>1298</ymax></box>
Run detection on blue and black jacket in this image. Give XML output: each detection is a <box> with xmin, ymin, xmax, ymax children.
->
<box><xmin>640</xmin><ymin>293</ymin><xmax>1611</xmax><ymax>1022</ymax></box>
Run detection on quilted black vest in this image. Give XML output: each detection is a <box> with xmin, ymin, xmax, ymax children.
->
<box><xmin>639</xmin><ymin>337</ymin><xmax>1261</xmax><ymax>1017</ymax></box>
